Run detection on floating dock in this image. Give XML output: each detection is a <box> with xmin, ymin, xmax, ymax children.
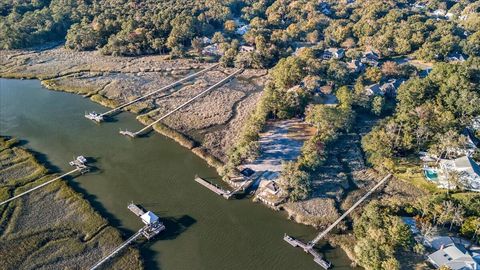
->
<box><xmin>121</xmin><ymin>68</ymin><xmax>244</xmax><ymax>138</ymax></box>
<box><xmin>194</xmin><ymin>176</ymin><xmax>233</xmax><ymax>199</ymax></box>
<box><xmin>85</xmin><ymin>112</ymin><xmax>104</xmax><ymax>123</ymax></box>
<box><xmin>119</xmin><ymin>130</ymin><xmax>137</xmax><ymax>138</ymax></box>
<box><xmin>0</xmin><ymin>156</ymin><xmax>90</xmax><ymax>206</ymax></box>
<box><xmin>128</xmin><ymin>203</ymin><xmax>145</xmax><ymax>216</ymax></box>
<box><xmin>283</xmin><ymin>234</ymin><xmax>331</xmax><ymax>269</ymax></box>
<box><xmin>90</xmin><ymin>204</ymin><xmax>165</xmax><ymax>270</ymax></box>
<box><xmin>86</xmin><ymin>63</ymin><xmax>219</xmax><ymax>123</ymax></box>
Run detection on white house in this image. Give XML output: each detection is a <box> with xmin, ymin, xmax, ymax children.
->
<box><xmin>201</xmin><ymin>36</ymin><xmax>212</xmax><ymax>45</ymax></box>
<box><xmin>323</xmin><ymin>48</ymin><xmax>345</xmax><ymax>60</ymax></box>
<box><xmin>432</xmin><ymin>9</ymin><xmax>447</xmax><ymax>17</ymax></box>
<box><xmin>240</xmin><ymin>45</ymin><xmax>255</xmax><ymax>52</ymax></box>
<box><xmin>439</xmin><ymin>156</ymin><xmax>480</xmax><ymax>191</ymax></box>
<box><xmin>202</xmin><ymin>44</ymin><xmax>222</xmax><ymax>56</ymax></box>
<box><xmin>471</xmin><ymin>117</ymin><xmax>480</xmax><ymax>131</ymax></box>
<box><xmin>140</xmin><ymin>211</ymin><xmax>159</xmax><ymax>225</ymax></box>
<box><xmin>428</xmin><ymin>243</ymin><xmax>479</xmax><ymax>270</ymax></box>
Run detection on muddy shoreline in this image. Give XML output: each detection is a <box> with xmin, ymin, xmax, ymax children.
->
<box><xmin>0</xmin><ymin>47</ymin><xmax>267</xmax><ymax>169</ymax></box>
<box><xmin>0</xmin><ymin>47</ymin><xmax>426</xmax><ymax>268</ymax></box>
<box><xmin>0</xmin><ymin>137</ymin><xmax>142</xmax><ymax>269</ymax></box>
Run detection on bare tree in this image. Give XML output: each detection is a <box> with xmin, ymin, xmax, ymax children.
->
<box><xmin>416</xmin><ymin>197</ymin><xmax>431</xmax><ymax>218</ymax></box>
<box><xmin>450</xmin><ymin>204</ymin><xmax>465</xmax><ymax>231</ymax></box>
<box><xmin>420</xmin><ymin>221</ymin><xmax>436</xmax><ymax>243</ymax></box>
<box><xmin>439</xmin><ymin>201</ymin><xmax>455</xmax><ymax>228</ymax></box>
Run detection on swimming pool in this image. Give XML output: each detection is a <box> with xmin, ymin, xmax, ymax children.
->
<box><xmin>424</xmin><ymin>169</ymin><xmax>439</xmax><ymax>181</ymax></box>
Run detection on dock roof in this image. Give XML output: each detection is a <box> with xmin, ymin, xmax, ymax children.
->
<box><xmin>141</xmin><ymin>211</ymin><xmax>159</xmax><ymax>224</ymax></box>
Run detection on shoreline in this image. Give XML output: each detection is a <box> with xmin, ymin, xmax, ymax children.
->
<box><xmin>0</xmin><ymin>47</ymin><xmax>367</xmax><ymax>265</ymax></box>
<box><xmin>0</xmin><ymin>137</ymin><xmax>143</xmax><ymax>269</ymax></box>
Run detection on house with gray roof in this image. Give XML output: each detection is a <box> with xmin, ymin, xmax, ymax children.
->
<box><xmin>438</xmin><ymin>156</ymin><xmax>480</xmax><ymax>191</ymax></box>
<box><xmin>428</xmin><ymin>243</ymin><xmax>479</xmax><ymax>270</ymax></box>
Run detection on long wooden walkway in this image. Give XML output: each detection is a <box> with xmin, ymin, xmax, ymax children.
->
<box><xmin>90</xmin><ymin>228</ymin><xmax>145</xmax><ymax>270</ymax></box>
<box><xmin>86</xmin><ymin>63</ymin><xmax>219</xmax><ymax>122</ymax></box>
<box><xmin>284</xmin><ymin>173</ymin><xmax>392</xmax><ymax>268</ymax></box>
<box><xmin>0</xmin><ymin>167</ymin><xmax>82</xmax><ymax>207</ymax></box>
<box><xmin>308</xmin><ymin>173</ymin><xmax>392</xmax><ymax>247</ymax></box>
<box><xmin>120</xmin><ymin>68</ymin><xmax>244</xmax><ymax>138</ymax></box>
<box><xmin>194</xmin><ymin>176</ymin><xmax>232</xmax><ymax>199</ymax></box>
<box><xmin>90</xmin><ymin>204</ymin><xmax>165</xmax><ymax>270</ymax></box>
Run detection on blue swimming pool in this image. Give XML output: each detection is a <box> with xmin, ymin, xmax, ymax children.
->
<box><xmin>424</xmin><ymin>169</ymin><xmax>438</xmax><ymax>181</ymax></box>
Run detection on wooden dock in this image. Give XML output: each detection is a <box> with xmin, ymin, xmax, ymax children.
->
<box><xmin>283</xmin><ymin>174</ymin><xmax>392</xmax><ymax>269</ymax></box>
<box><xmin>123</xmin><ymin>68</ymin><xmax>244</xmax><ymax>138</ymax></box>
<box><xmin>86</xmin><ymin>63</ymin><xmax>219</xmax><ymax>123</ymax></box>
<box><xmin>90</xmin><ymin>228</ymin><xmax>145</xmax><ymax>270</ymax></box>
<box><xmin>194</xmin><ymin>176</ymin><xmax>232</xmax><ymax>199</ymax></box>
<box><xmin>0</xmin><ymin>156</ymin><xmax>90</xmax><ymax>206</ymax></box>
<box><xmin>90</xmin><ymin>204</ymin><xmax>165</xmax><ymax>270</ymax></box>
<box><xmin>128</xmin><ymin>203</ymin><xmax>145</xmax><ymax>217</ymax></box>
<box><xmin>283</xmin><ymin>234</ymin><xmax>331</xmax><ymax>269</ymax></box>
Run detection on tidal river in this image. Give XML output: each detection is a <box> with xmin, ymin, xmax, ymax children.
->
<box><xmin>0</xmin><ymin>78</ymin><xmax>357</xmax><ymax>270</ymax></box>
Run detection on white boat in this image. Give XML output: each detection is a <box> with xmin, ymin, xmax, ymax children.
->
<box><xmin>85</xmin><ymin>112</ymin><xmax>104</xmax><ymax>122</ymax></box>
<box><xmin>76</xmin><ymin>156</ymin><xmax>87</xmax><ymax>164</ymax></box>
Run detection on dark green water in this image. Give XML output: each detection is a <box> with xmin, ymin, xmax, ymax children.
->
<box><xmin>0</xmin><ymin>79</ymin><xmax>357</xmax><ymax>270</ymax></box>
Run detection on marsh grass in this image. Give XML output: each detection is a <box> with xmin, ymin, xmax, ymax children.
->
<box><xmin>0</xmin><ymin>138</ymin><xmax>142</xmax><ymax>269</ymax></box>
<box><xmin>41</xmin><ymin>79</ymin><xmax>98</xmax><ymax>95</ymax></box>
<box><xmin>90</xmin><ymin>94</ymin><xmax>120</xmax><ymax>108</ymax></box>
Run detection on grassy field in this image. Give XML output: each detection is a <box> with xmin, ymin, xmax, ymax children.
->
<box><xmin>0</xmin><ymin>137</ymin><xmax>143</xmax><ymax>269</ymax></box>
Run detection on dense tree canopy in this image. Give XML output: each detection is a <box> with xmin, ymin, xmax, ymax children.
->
<box><xmin>2</xmin><ymin>0</ymin><xmax>479</xmax><ymax>62</ymax></box>
<box><xmin>362</xmin><ymin>58</ymin><xmax>480</xmax><ymax>169</ymax></box>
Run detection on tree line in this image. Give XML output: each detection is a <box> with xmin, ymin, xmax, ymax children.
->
<box><xmin>1</xmin><ymin>0</ymin><xmax>479</xmax><ymax>65</ymax></box>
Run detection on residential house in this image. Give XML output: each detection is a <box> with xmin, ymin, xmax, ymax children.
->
<box><xmin>323</xmin><ymin>48</ymin><xmax>345</xmax><ymax>60</ymax></box>
<box><xmin>255</xmin><ymin>180</ymin><xmax>287</xmax><ymax>208</ymax></box>
<box><xmin>364</xmin><ymin>83</ymin><xmax>383</xmax><ymax>96</ymax></box>
<box><xmin>361</xmin><ymin>50</ymin><xmax>380</xmax><ymax>66</ymax></box>
<box><xmin>236</xmin><ymin>25</ymin><xmax>250</xmax><ymax>35</ymax></box>
<box><xmin>364</xmin><ymin>79</ymin><xmax>404</xmax><ymax>97</ymax></box>
<box><xmin>446</xmin><ymin>52</ymin><xmax>467</xmax><ymax>62</ymax></box>
<box><xmin>438</xmin><ymin>156</ymin><xmax>480</xmax><ymax>191</ymax></box>
<box><xmin>240</xmin><ymin>45</ymin><xmax>255</xmax><ymax>53</ymax></box>
<box><xmin>432</xmin><ymin>9</ymin><xmax>447</xmax><ymax>18</ymax></box>
<box><xmin>471</xmin><ymin>117</ymin><xmax>480</xmax><ymax>131</ymax></box>
<box><xmin>380</xmin><ymin>79</ymin><xmax>404</xmax><ymax>97</ymax></box>
<box><xmin>412</xmin><ymin>3</ymin><xmax>426</xmax><ymax>10</ymax></box>
<box><xmin>201</xmin><ymin>37</ymin><xmax>212</xmax><ymax>45</ymax></box>
<box><xmin>319</xmin><ymin>2</ymin><xmax>331</xmax><ymax>15</ymax></box>
<box><xmin>347</xmin><ymin>59</ymin><xmax>365</xmax><ymax>73</ymax></box>
<box><xmin>202</xmin><ymin>44</ymin><xmax>222</xmax><ymax>56</ymax></box>
<box><xmin>428</xmin><ymin>243</ymin><xmax>479</xmax><ymax>270</ymax></box>
<box><xmin>462</xmin><ymin>128</ymin><xmax>480</xmax><ymax>150</ymax></box>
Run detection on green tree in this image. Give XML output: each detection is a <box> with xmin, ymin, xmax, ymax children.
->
<box><xmin>270</xmin><ymin>56</ymin><xmax>306</xmax><ymax>89</ymax></box>
<box><xmin>279</xmin><ymin>161</ymin><xmax>311</xmax><ymax>201</ymax></box>
<box><xmin>365</xmin><ymin>67</ymin><xmax>383</xmax><ymax>83</ymax></box>
<box><xmin>371</xmin><ymin>96</ymin><xmax>385</xmax><ymax>116</ymax></box>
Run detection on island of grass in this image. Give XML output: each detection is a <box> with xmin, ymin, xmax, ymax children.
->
<box><xmin>0</xmin><ymin>137</ymin><xmax>142</xmax><ymax>269</ymax></box>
